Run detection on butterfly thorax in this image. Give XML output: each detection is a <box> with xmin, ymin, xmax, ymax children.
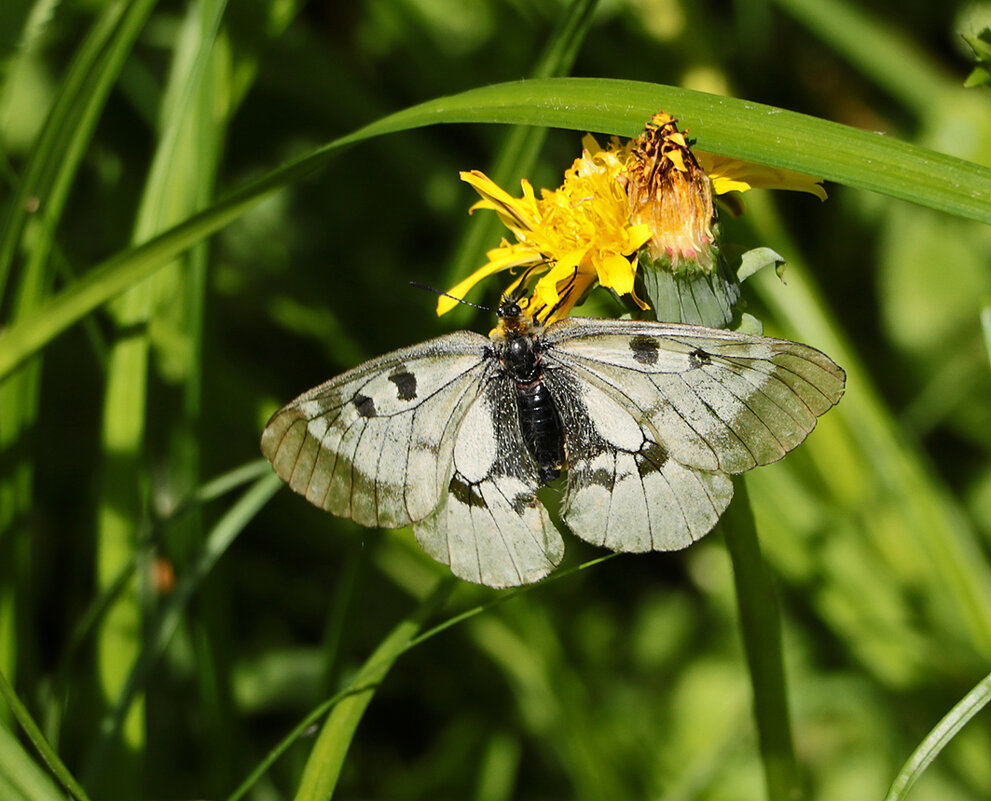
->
<box><xmin>492</xmin><ymin>306</ymin><xmax>566</xmax><ymax>485</ymax></box>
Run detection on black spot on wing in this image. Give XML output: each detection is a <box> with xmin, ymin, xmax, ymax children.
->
<box><xmin>629</xmin><ymin>334</ymin><xmax>660</xmax><ymax>365</ymax></box>
<box><xmin>688</xmin><ymin>348</ymin><xmax>712</xmax><ymax>369</ymax></box>
<box><xmin>353</xmin><ymin>393</ymin><xmax>376</xmax><ymax>418</ymax></box>
<box><xmin>587</xmin><ymin>468</ymin><xmax>615</xmax><ymax>489</ymax></box>
<box><xmin>450</xmin><ymin>475</ymin><xmax>487</xmax><ymax>509</ymax></box>
<box><xmin>389</xmin><ymin>368</ymin><xmax>417</xmax><ymax>401</ymax></box>
<box><xmin>510</xmin><ymin>493</ymin><xmax>536</xmax><ymax>516</ymax></box>
<box><xmin>637</xmin><ymin>441</ymin><xmax>669</xmax><ymax>476</ymax></box>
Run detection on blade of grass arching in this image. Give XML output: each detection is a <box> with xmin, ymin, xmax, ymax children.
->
<box><xmin>442</xmin><ymin>0</ymin><xmax>599</xmax><ymax>300</ymax></box>
<box><xmin>91</xmin><ymin>0</ymin><xmax>227</xmax><ymax>792</ymax></box>
<box><xmin>3</xmin><ymin>76</ymin><xmax>991</xmax><ymax>379</ymax></box>
<box><xmin>720</xmin><ymin>480</ymin><xmax>800</xmax><ymax>801</ymax></box>
<box><xmin>83</xmin><ymin>472</ymin><xmax>282</xmax><ymax>787</ymax></box>
<box><xmin>884</xmin><ymin>671</ymin><xmax>991</xmax><ymax>801</ymax></box>
<box><xmin>292</xmin><ymin>577</ymin><xmax>455</xmax><ymax>801</ymax></box>
<box><xmin>0</xmin><ymin>667</ymin><xmax>91</xmax><ymax>801</ymax></box>
<box><xmin>0</xmin><ymin>720</ymin><xmax>67</xmax><ymax>801</ymax></box>
<box><xmin>742</xmin><ymin>193</ymin><xmax>991</xmax><ymax>658</ymax></box>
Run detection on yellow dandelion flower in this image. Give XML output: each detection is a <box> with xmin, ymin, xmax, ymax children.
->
<box><xmin>441</xmin><ymin>110</ymin><xmax>825</xmax><ymax>323</ymax></box>
<box><xmin>438</xmin><ymin>154</ymin><xmax>651</xmax><ymax>322</ymax></box>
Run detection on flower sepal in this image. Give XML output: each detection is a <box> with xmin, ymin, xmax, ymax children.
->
<box><xmin>636</xmin><ymin>250</ymin><xmax>741</xmax><ymax>328</ymax></box>
<box><xmin>735</xmin><ymin>246</ymin><xmax>786</xmax><ymax>283</ymax></box>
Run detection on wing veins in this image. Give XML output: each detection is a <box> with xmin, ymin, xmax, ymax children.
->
<box><xmin>665</xmin><ymin>372</ymin><xmax>762</xmax><ymax>466</ymax></box>
<box><xmin>486</xmin><ymin>481</ymin><xmax>525</xmax><ymax>585</ymax></box>
<box><xmin>715</xmin><ymin>361</ymin><xmax>817</xmax><ymax>427</ymax></box>
<box><xmin>697</xmin><ymin>364</ymin><xmax>791</xmax><ymax>454</ymax></box>
<box><xmin>403</xmin><ymin>364</ymin><xmax>488</xmax><ymax>524</ymax></box>
<box><xmin>551</xmin><ymin>355</ymin><xmax>726</xmax><ymax>467</ymax></box>
<box><xmin>304</xmin><ymin>412</ymin><xmax>337</xmax><ymax>506</ymax></box>
<box><xmin>638</xmin><ymin>443</ymin><xmax>686</xmax><ymax>547</ymax></box>
<box><xmin>315</xmin><ymin>405</ymin><xmax>352</xmax><ymax>511</ymax></box>
<box><xmin>725</xmin><ymin>349</ymin><xmax>841</xmax><ymax>408</ymax></box>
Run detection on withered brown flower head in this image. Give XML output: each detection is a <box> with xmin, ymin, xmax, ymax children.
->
<box><xmin>623</xmin><ymin>112</ymin><xmax>717</xmax><ymax>273</ymax></box>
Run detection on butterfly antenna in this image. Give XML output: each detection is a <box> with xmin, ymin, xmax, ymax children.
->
<box><xmin>539</xmin><ymin>267</ymin><xmax>580</xmax><ymax>324</ymax></box>
<box><xmin>408</xmin><ymin>281</ymin><xmax>493</xmax><ymax>312</ymax></box>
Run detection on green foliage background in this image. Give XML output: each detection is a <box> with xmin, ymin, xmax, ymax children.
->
<box><xmin>1</xmin><ymin>1</ymin><xmax>990</xmax><ymax>800</ymax></box>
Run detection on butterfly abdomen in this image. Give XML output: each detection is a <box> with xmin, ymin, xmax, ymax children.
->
<box><xmin>515</xmin><ymin>379</ymin><xmax>565</xmax><ymax>484</ymax></box>
<box><xmin>498</xmin><ymin>332</ymin><xmax>566</xmax><ymax>485</ymax></box>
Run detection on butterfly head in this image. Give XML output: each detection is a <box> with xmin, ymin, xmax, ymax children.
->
<box><xmin>492</xmin><ymin>294</ymin><xmax>544</xmax><ymax>341</ymax></box>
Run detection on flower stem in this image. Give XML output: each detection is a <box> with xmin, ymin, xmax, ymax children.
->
<box><xmin>721</xmin><ymin>477</ymin><xmax>801</xmax><ymax>801</ymax></box>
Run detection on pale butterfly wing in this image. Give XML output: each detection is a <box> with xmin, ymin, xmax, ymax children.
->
<box><xmin>261</xmin><ymin>331</ymin><xmax>563</xmax><ymax>587</ymax></box>
<box><xmin>542</xmin><ymin>317</ymin><xmax>845</xmax><ymax>553</ymax></box>
<box><xmin>261</xmin><ymin>331</ymin><xmax>490</xmax><ymax>529</ymax></box>
<box><xmin>414</xmin><ymin>374</ymin><xmax>563</xmax><ymax>587</ymax></box>
<box><xmin>545</xmin><ymin>366</ymin><xmax>734</xmax><ymax>552</ymax></box>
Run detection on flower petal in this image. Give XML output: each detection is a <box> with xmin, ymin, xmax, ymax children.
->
<box><xmin>437</xmin><ymin>246</ymin><xmax>542</xmax><ymax>315</ymax></box>
<box><xmin>460</xmin><ymin>170</ymin><xmax>540</xmax><ymax>231</ymax></box>
<box><xmin>696</xmin><ymin>151</ymin><xmax>827</xmax><ymax>200</ymax></box>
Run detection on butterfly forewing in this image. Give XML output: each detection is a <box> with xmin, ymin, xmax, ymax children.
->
<box><xmin>261</xmin><ymin>331</ymin><xmax>489</xmax><ymax>528</ymax></box>
<box><xmin>544</xmin><ymin>318</ymin><xmax>845</xmax><ymax>474</ymax></box>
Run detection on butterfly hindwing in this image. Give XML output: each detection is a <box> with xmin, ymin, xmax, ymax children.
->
<box><xmin>414</xmin><ymin>372</ymin><xmax>563</xmax><ymax>588</ymax></box>
<box><xmin>547</xmin><ymin>368</ymin><xmax>733</xmax><ymax>552</ymax></box>
<box><xmin>261</xmin><ymin>331</ymin><xmax>490</xmax><ymax>528</ymax></box>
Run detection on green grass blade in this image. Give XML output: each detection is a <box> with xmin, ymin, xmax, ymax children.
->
<box><xmin>0</xmin><ymin>667</ymin><xmax>91</xmax><ymax>801</ymax></box>
<box><xmin>292</xmin><ymin>577</ymin><xmax>456</xmax><ymax>801</ymax></box>
<box><xmin>46</xmin><ymin>460</ymin><xmax>269</xmax><ymax>732</ymax></box>
<box><xmin>0</xmin><ymin>720</ymin><xmax>66</xmax><ymax>801</ymax></box>
<box><xmin>0</xmin><ymin>0</ymin><xmax>158</xmax><ymax>301</ymax></box>
<box><xmin>83</xmin><ymin>472</ymin><xmax>282</xmax><ymax>787</ymax></box>
<box><xmin>3</xmin><ymin>77</ymin><xmax>989</xmax><ymax>379</ymax></box>
<box><xmin>721</xmin><ymin>480</ymin><xmax>799</xmax><ymax>801</ymax></box>
<box><xmin>194</xmin><ymin>459</ymin><xmax>273</xmax><ymax>504</ymax></box>
<box><xmin>740</xmin><ymin>193</ymin><xmax>991</xmax><ymax>662</ymax></box>
<box><xmin>91</xmin><ymin>1</ymin><xmax>228</xmax><ymax>786</ymax></box>
<box><xmin>0</xmin><ymin>0</ymin><xmax>158</xmax><ymax>733</ymax></box>
<box><xmin>351</xmin><ymin>78</ymin><xmax>991</xmax><ymax>222</ymax></box>
<box><xmin>884</xmin><ymin>671</ymin><xmax>991</xmax><ymax>801</ymax></box>
<box><xmin>226</xmin><ymin>553</ymin><xmax>614</xmax><ymax>801</ymax></box>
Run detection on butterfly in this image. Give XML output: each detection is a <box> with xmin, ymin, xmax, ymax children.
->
<box><xmin>261</xmin><ymin>300</ymin><xmax>845</xmax><ymax>588</ymax></box>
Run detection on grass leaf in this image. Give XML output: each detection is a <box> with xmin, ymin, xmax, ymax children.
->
<box><xmin>2</xmin><ymin>78</ymin><xmax>989</xmax><ymax>379</ymax></box>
